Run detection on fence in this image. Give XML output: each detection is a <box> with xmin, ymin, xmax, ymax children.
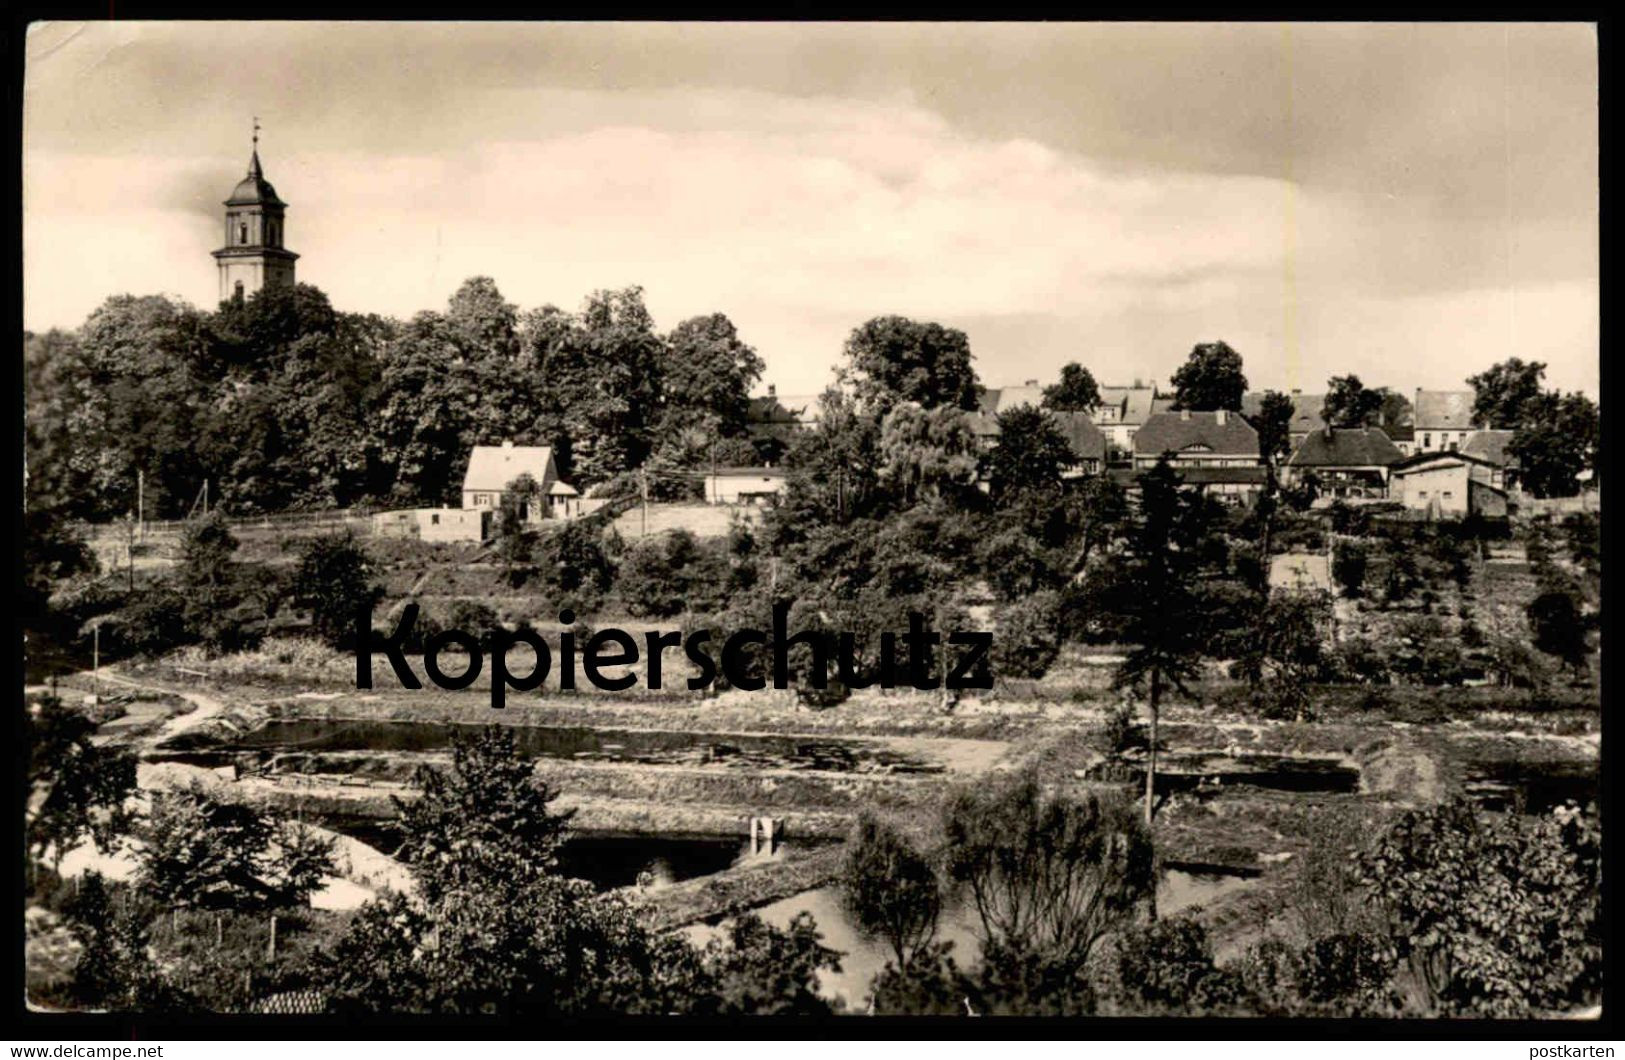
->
<box><xmin>1518</xmin><ymin>491</ymin><xmax>1601</xmax><ymax>517</ymax></box>
<box><xmin>90</xmin><ymin>507</ymin><xmax>378</xmax><ymax>538</ymax></box>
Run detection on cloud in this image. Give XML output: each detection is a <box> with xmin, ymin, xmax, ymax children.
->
<box><xmin>24</xmin><ymin>29</ymin><xmax>1597</xmax><ymax>399</ymax></box>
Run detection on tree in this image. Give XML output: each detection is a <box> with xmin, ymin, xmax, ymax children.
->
<box><xmin>840</xmin><ymin>815</ymin><xmax>942</xmax><ymax>976</ymax></box>
<box><xmin>942</xmin><ymin>774</ymin><xmax>1154</xmax><ymax>973</ymax></box>
<box><xmin>1321</xmin><ymin>375</ymin><xmax>1385</xmax><ymax>428</ymax></box>
<box><xmin>984</xmin><ymin>405</ymin><xmax>1074</xmax><ymax>505</ymax></box>
<box><xmin>557</xmin><ymin>287</ymin><xmax>666</xmax><ymax>486</ymax></box>
<box><xmin>658</xmin><ymin>313</ymin><xmax>765</xmax><ymax>437</ymax></box>
<box><xmin>1232</xmin><ymin>591</ymin><xmax>1331</xmax><ymax>721</ymax></box>
<box><xmin>767</xmin><ymin>387</ymin><xmax>886</xmax><ymax>540</ymax></box>
<box><xmin>22</xmin><ymin>505</ymin><xmax>96</xmax><ymax>617</ymax></box>
<box><xmin>288</xmin><ymin>532</ymin><xmax>381</xmax><ymax>649</ymax></box>
<box><xmin>1509</xmin><ymin>391</ymin><xmax>1599</xmax><ymax>498</ymax></box>
<box><xmin>840</xmin><ymin>316</ymin><xmax>979</xmax><ymax>415</ymax></box>
<box><xmin>175</xmin><ymin>512</ymin><xmax>263</xmax><ymax>653</ymax></box>
<box><xmin>1251</xmin><ymin>389</ymin><xmax>1297</xmax><ymax>564</ymax></box>
<box><xmin>326</xmin><ymin>725</ymin><xmax>844</xmax><ymax>1015</ymax></box>
<box><xmin>1467</xmin><ymin>358</ymin><xmax>1547</xmax><ymax>429</ymax></box>
<box><xmin>1042</xmin><ymin>362</ymin><xmax>1101</xmax><ymax>412</ymax></box>
<box><xmin>393</xmin><ymin>726</ymin><xmax>572</xmax><ymax>905</ymax></box>
<box><xmin>138</xmin><ymin>781</ymin><xmax>333</xmax><ymax>911</ymax></box>
<box><xmin>1331</xmin><ymin>540</ymin><xmax>1368</xmax><ymax>597</ymax></box>
<box><xmin>1109</xmin><ymin>458</ymin><xmax>1220</xmax><ymax>823</ymax></box>
<box><xmin>495</xmin><ymin>473</ymin><xmax>540</xmax><ymax>585</ymax></box>
<box><xmin>1169</xmin><ymin>341</ymin><xmax>1247</xmax><ymax>411</ymax></box>
<box><xmin>1252</xmin><ymin>390</ymin><xmax>1296</xmax><ymax>470</ymax></box>
<box><xmin>26</xmin><ymin>697</ymin><xmax>137</xmax><ymax>873</ymax></box>
<box><xmin>877</xmin><ymin>403</ymin><xmax>980</xmax><ymax>507</ymax></box>
<box><xmin>1527</xmin><ymin>589</ymin><xmax>1588</xmax><ymax>671</ymax></box>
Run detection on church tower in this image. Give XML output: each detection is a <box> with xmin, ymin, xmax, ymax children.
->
<box><xmin>212</xmin><ymin>121</ymin><xmax>298</xmax><ymax>303</ymax></box>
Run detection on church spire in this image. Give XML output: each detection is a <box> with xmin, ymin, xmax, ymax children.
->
<box><xmin>248</xmin><ymin>116</ymin><xmax>263</xmax><ymax>180</ymax></box>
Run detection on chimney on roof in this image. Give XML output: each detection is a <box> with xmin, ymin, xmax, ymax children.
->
<box><xmin>1291</xmin><ymin>388</ymin><xmax>1301</xmax><ymax>397</ymax></box>
<box><xmin>1180</xmin><ymin>409</ymin><xmax>1191</xmax><ymax>422</ymax></box>
<box><xmin>767</xmin><ymin>384</ymin><xmax>776</xmax><ymax>399</ymax></box>
<box><xmin>1216</xmin><ymin>410</ymin><xmax>1227</xmax><ymax>425</ymax></box>
<box><xmin>1025</xmin><ymin>379</ymin><xmax>1038</xmax><ymax>387</ymax></box>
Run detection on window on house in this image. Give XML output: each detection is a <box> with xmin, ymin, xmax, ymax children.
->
<box><xmin>431</xmin><ymin>514</ymin><xmax>440</xmax><ymax>525</ymax></box>
<box><xmin>1423</xmin><ymin>434</ymin><xmax>1432</xmax><ymax>448</ymax></box>
<box><xmin>1443</xmin><ymin>491</ymin><xmax>1453</xmax><ymax>499</ymax></box>
<box><xmin>240</xmin><ymin>222</ymin><xmax>248</xmax><ymax>244</ymax></box>
<box><xmin>1418</xmin><ymin>491</ymin><xmax>1429</xmax><ymax>498</ymax></box>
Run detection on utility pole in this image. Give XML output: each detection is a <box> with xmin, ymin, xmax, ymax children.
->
<box><xmin>639</xmin><ymin>465</ymin><xmax>649</xmax><ymax>538</ymax></box>
<box><xmin>91</xmin><ymin>622</ymin><xmax>99</xmax><ymax>706</ymax></box>
<box><xmin>126</xmin><ymin>513</ymin><xmax>135</xmax><ymax>593</ymax></box>
<box><xmin>137</xmin><ymin>469</ymin><xmax>145</xmax><ymax>544</ymax></box>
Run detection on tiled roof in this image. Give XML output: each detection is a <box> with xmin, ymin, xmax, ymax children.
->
<box><xmin>967</xmin><ymin>409</ymin><xmax>1105</xmax><ymax>463</ymax></box>
<box><xmin>1461</xmin><ymin>429</ymin><xmax>1518</xmax><ymax>469</ymax></box>
<box><xmin>1288</xmin><ymin>427</ymin><xmax>1404</xmax><ymax>468</ymax></box>
<box><xmin>1049</xmin><ymin>412</ymin><xmax>1107</xmax><ymax>463</ymax></box>
<box><xmin>1390</xmin><ymin>450</ymin><xmax>1501</xmax><ymax>474</ymax></box>
<box><xmin>976</xmin><ymin>384</ymin><xmax>1046</xmax><ymax>415</ymax></box>
<box><xmin>1096</xmin><ymin>386</ymin><xmax>1161</xmax><ymax>425</ymax></box>
<box><xmin>1413</xmin><ymin>390</ymin><xmax>1476</xmax><ymax>431</ymax></box>
<box><xmin>1133</xmin><ymin>411</ymin><xmax>1260</xmax><ymax>458</ymax></box>
<box><xmin>707</xmin><ymin>466</ymin><xmax>788</xmax><ymax>479</ymax></box>
<box><xmin>463</xmin><ymin>444</ymin><xmax>557</xmax><ymax>494</ymax></box>
<box><xmin>1240</xmin><ymin>391</ymin><xmax>1328</xmax><ymax>436</ymax></box>
<box><xmin>967</xmin><ymin>412</ymin><xmax>1001</xmax><ymax>439</ymax></box>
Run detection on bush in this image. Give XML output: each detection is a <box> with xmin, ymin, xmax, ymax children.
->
<box><xmin>1095</xmin><ymin>702</ymin><xmax>1139</xmax><ymax>756</ymax></box>
<box><xmin>110</xmin><ymin>587</ymin><xmax>198</xmax><ymax>658</ymax></box>
<box><xmin>1331</xmin><ymin>541</ymin><xmax>1367</xmax><ymax>598</ymax></box>
<box><xmin>1108</xmin><ymin>916</ymin><xmax>1241</xmax><ymax>1014</ymax></box>
<box><xmin>1528</xmin><ymin>590</ymin><xmax>1588</xmax><ymax>670</ymax></box>
<box><xmin>990</xmin><ymin>591</ymin><xmax>1062</xmax><ymax>680</ymax></box>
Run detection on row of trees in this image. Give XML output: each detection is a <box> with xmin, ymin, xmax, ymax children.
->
<box><xmin>24</xmin><ymin>279</ymin><xmax>766</xmax><ymax>522</ymax></box>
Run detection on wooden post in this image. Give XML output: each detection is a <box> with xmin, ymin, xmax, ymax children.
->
<box><xmin>216</xmin><ymin>916</ymin><xmax>223</xmax><ymax>945</ymax></box>
<box><xmin>640</xmin><ymin>466</ymin><xmax>649</xmax><ymax>538</ymax></box>
<box><xmin>267</xmin><ymin>913</ymin><xmax>277</xmax><ymax>960</ymax></box>
<box><xmin>91</xmin><ymin>624</ymin><xmax>99</xmax><ymax>705</ymax></box>
<box><xmin>137</xmin><ymin>469</ymin><xmax>145</xmax><ymax>544</ymax></box>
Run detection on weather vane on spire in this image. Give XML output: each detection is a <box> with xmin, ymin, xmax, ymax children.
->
<box><xmin>252</xmin><ymin>116</ymin><xmax>260</xmax><ymax>149</ymax></box>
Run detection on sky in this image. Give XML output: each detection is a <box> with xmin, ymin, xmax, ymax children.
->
<box><xmin>23</xmin><ymin>21</ymin><xmax>1599</xmax><ymax>398</ymax></box>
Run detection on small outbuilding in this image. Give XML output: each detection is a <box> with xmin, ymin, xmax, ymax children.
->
<box><xmin>1388</xmin><ymin>450</ymin><xmax>1511</xmax><ymax>519</ymax></box>
<box><xmin>372</xmin><ymin>507</ymin><xmax>490</xmax><ymax>543</ymax></box>
<box><xmin>704</xmin><ymin>467</ymin><xmax>787</xmax><ymax>505</ymax></box>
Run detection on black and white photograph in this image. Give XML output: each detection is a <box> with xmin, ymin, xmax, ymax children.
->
<box><xmin>19</xmin><ymin>21</ymin><xmax>1602</xmax><ymax>1030</ymax></box>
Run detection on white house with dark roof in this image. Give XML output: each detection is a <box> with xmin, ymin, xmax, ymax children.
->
<box><xmin>1389</xmin><ymin>449</ymin><xmax>1512</xmax><ymax>520</ymax></box>
<box><xmin>1091</xmin><ymin>384</ymin><xmax>1173</xmax><ymax>455</ymax></box>
<box><xmin>462</xmin><ymin>442</ymin><xmax>580</xmax><ymax>521</ymax></box>
<box><xmin>1132</xmin><ymin>409</ymin><xmax>1260</xmax><ymax>469</ymax></box>
<box><xmin>1413</xmin><ymin>390</ymin><xmax>1479</xmax><ymax>454</ymax></box>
